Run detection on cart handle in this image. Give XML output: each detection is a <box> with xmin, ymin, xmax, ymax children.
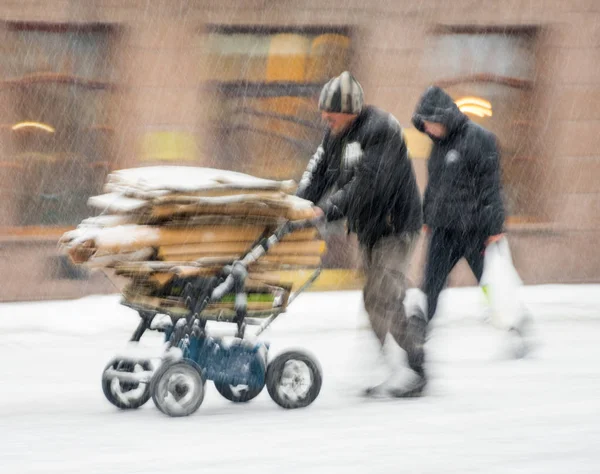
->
<box><xmin>210</xmin><ymin>215</ymin><xmax>325</xmax><ymax>302</ymax></box>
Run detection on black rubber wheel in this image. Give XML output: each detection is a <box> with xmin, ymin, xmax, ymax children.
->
<box><xmin>266</xmin><ymin>350</ymin><xmax>322</xmax><ymax>409</ymax></box>
<box><xmin>149</xmin><ymin>361</ymin><xmax>170</xmax><ymax>415</ymax></box>
<box><xmin>101</xmin><ymin>358</ymin><xmax>153</xmax><ymax>410</ymax></box>
<box><xmin>214</xmin><ymin>381</ymin><xmax>264</xmax><ymax>403</ymax></box>
<box><xmin>151</xmin><ymin>360</ymin><xmax>205</xmax><ymax>417</ymax></box>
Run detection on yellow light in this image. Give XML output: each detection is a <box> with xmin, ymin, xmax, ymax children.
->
<box><xmin>455</xmin><ymin>96</ymin><xmax>492</xmax><ymax>109</ymax></box>
<box><xmin>455</xmin><ymin>96</ymin><xmax>493</xmax><ymax>117</ymax></box>
<box><xmin>12</xmin><ymin>121</ymin><xmax>56</xmax><ymax>133</ymax></box>
<box><xmin>458</xmin><ymin>105</ymin><xmax>493</xmax><ymax>118</ymax></box>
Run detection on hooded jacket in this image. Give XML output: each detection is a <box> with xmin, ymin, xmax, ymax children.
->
<box><xmin>297</xmin><ymin>105</ymin><xmax>422</xmax><ymax>249</ymax></box>
<box><xmin>412</xmin><ymin>86</ymin><xmax>505</xmax><ymax>236</ymax></box>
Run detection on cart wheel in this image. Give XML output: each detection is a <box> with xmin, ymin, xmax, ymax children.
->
<box><xmin>214</xmin><ymin>381</ymin><xmax>264</xmax><ymax>403</ymax></box>
<box><xmin>102</xmin><ymin>358</ymin><xmax>153</xmax><ymax>410</ymax></box>
<box><xmin>151</xmin><ymin>360</ymin><xmax>205</xmax><ymax>417</ymax></box>
<box><xmin>266</xmin><ymin>350</ymin><xmax>322</xmax><ymax>409</ymax></box>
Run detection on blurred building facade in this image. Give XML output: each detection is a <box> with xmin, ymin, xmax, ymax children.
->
<box><xmin>0</xmin><ymin>0</ymin><xmax>598</xmax><ymax>301</ymax></box>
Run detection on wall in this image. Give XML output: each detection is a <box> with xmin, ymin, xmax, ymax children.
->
<box><xmin>0</xmin><ymin>0</ymin><xmax>598</xmax><ymax>301</ymax></box>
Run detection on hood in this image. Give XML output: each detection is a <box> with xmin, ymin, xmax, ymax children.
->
<box><xmin>411</xmin><ymin>86</ymin><xmax>468</xmax><ymax>137</ymax></box>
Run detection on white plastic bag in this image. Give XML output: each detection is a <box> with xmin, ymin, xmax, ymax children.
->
<box><xmin>480</xmin><ymin>237</ymin><xmax>526</xmax><ymax>331</ymax></box>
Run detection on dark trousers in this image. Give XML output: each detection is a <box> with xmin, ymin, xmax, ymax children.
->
<box><xmin>423</xmin><ymin>227</ymin><xmax>488</xmax><ymax>321</ymax></box>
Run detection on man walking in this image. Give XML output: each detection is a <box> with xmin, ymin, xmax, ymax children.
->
<box><xmin>297</xmin><ymin>71</ymin><xmax>426</xmax><ymax>397</ymax></box>
<box><xmin>411</xmin><ymin>85</ymin><xmax>505</xmax><ymax>322</ymax></box>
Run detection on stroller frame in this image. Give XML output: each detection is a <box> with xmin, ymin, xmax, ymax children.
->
<box><xmin>102</xmin><ymin>217</ymin><xmax>325</xmax><ymax>416</ymax></box>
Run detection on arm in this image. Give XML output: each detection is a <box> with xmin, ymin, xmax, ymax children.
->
<box><xmin>422</xmin><ymin>178</ymin><xmax>433</xmax><ymax>229</ymax></box>
<box><xmin>473</xmin><ymin>133</ymin><xmax>505</xmax><ymax>238</ymax></box>
<box><xmin>323</xmin><ymin>128</ymin><xmax>404</xmax><ymax>222</ymax></box>
<box><xmin>296</xmin><ymin>143</ymin><xmax>328</xmax><ymax>205</ymax></box>
<box><xmin>421</xmin><ymin>143</ymin><xmax>440</xmax><ymax>231</ymax></box>
<box><xmin>320</xmin><ymin>146</ymin><xmax>382</xmax><ymax>221</ymax></box>
<box><xmin>321</xmin><ymin>176</ymin><xmax>357</xmax><ymax>221</ymax></box>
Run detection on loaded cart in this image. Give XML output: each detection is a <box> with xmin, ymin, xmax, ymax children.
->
<box><xmin>59</xmin><ymin>166</ymin><xmax>327</xmax><ymax>417</ymax></box>
<box><xmin>102</xmin><ymin>217</ymin><xmax>324</xmax><ymax>417</ymax></box>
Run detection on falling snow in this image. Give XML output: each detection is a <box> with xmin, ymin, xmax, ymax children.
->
<box><xmin>0</xmin><ymin>2</ymin><xmax>599</xmax><ymax>473</ymax></box>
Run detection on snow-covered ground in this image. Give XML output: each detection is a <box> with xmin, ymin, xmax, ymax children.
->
<box><xmin>1</xmin><ymin>285</ymin><xmax>599</xmax><ymax>474</ymax></box>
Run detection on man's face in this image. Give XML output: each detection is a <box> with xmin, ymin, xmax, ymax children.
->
<box><xmin>321</xmin><ymin>111</ymin><xmax>357</xmax><ymax>135</ymax></box>
<box><xmin>422</xmin><ymin>120</ymin><xmax>447</xmax><ymax>139</ymax></box>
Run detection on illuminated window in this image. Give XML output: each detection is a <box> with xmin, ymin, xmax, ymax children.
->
<box><xmin>0</xmin><ymin>23</ymin><xmax>115</xmax><ymax>227</ymax></box>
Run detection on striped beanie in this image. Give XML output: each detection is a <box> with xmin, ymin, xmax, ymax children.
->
<box><xmin>318</xmin><ymin>71</ymin><xmax>364</xmax><ymax>114</ymax></box>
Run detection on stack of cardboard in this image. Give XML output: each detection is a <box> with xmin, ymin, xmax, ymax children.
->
<box><xmin>60</xmin><ymin>166</ymin><xmax>325</xmax><ymax>317</ymax></box>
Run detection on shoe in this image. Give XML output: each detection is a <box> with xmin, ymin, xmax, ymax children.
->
<box><xmin>362</xmin><ymin>361</ymin><xmax>408</xmax><ymax>399</ymax></box>
<box><xmin>507</xmin><ymin>311</ymin><xmax>535</xmax><ymax>359</ymax></box>
<box><xmin>362</xmin><ymin>359</ymin><xmax>403</xmax><ymax>398</ymax></box>
<box><xmin>363</xmin><ymin>382</ymin><xmax>389</xmax><ymax>398</ymax></box>
<box><xmin>386</xmin><ymin>373</ymin><xmax>427</xmax><ymax>398</ymax></box>
<box><xmin>508</xmin><ymin>328</ymin><xmax>527</xmax><ymax>359</ymax></box>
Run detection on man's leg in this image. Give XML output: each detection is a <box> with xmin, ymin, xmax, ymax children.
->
<box><xmin>423</xmin><ymin>227</ymin><xmax>463</xmax><ymax>322</ymax></box>
<box><xmin>366</xmin><ymin>232</ymin><xmax>420</xmax><ymax>343</ymax></box>
<box><xmin>362</xmin><ymin>244</ymin><xmax>395</xmax><ymax>346</ymax></box>
<box><xmin>464</xmin><ymin>233</ymin><xmax>492</xmax><ymax>321</ymax></box>
<box><xmin>363</xmin><ymin>233</ymin><xmax>429</xmax><ymax>397</ymax></box>
<box><xmin>382</xmin><ymin>233</ymin><xmax>419</xmax><ymax>350</ymax></box>
<box><xmin>383</xmin><ymin>233</ymin><xmax>429</xmax><ymax>389</ymax></box>
<box><xmin>340</xmin><ymin>245</ymin><xmax>387</xmax><ymax>395</ymax></box>
<box><xmin>464</xmin><ymin>233</ymin><xmax>487</xmax><ymax>282</ymax></box>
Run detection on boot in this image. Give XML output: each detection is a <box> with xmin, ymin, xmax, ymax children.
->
<box><xmin>507</xmin><ymin>310</ymin><xmax>535</xmax><ymax>359</ymax></box>
<box><xmin>386</xmin><ymin>313</ymin><xmax>428</xmax><ymax>398</ymax></box>
<box><xmin>405</xmin><ymin>311</ymin><xmax>427</xmax><ymax>369</ymax></box>
<box><xmin>363</xmin><ymin>335</ymin><xmax>405</xmax><ymax>398</ymax></box>
<box><xmin>386</xmin><ymin>370</ymin><xmax>427</xmax><ymax>398</ymax></box>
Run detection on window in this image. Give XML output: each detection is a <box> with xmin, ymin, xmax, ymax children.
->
<box><xmin>422</xmin><ymin>26</ymin><xmax>544</xmax><ymax>221</ymax></box>
<box><xmin>197</xmin><ymin>26</ymin><xmax>357</xmax><ymax>271</ymax></box>
<box><xmin>0</xmin><ymin>23</ymin><xmax>116</xmax><ymax>227</ymax></box>
<box><xmin>199</xmin><ymin>26</ymin><xmax>352</xmax><ymax>181</ymax></box>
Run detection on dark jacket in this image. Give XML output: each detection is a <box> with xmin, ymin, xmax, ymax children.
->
<box><xmin>297</xmin><ymin>105</ymin><xmax>423</xmax><ymax>249</ymax></box>
<box><xmin>411</xmin><ymin>86</ymin><xmax>505</xmax><ymax>236</ymax></box>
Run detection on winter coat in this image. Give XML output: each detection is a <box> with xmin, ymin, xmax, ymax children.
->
<box><xmin>411</xmin><ymin>86</ymin><xmax>505</xmax><ymax>236</ymax></box>
<box><xmin>297</xmin><ymin>105</ymin><xmax>423</xmax><ymax>249</ymax></box>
